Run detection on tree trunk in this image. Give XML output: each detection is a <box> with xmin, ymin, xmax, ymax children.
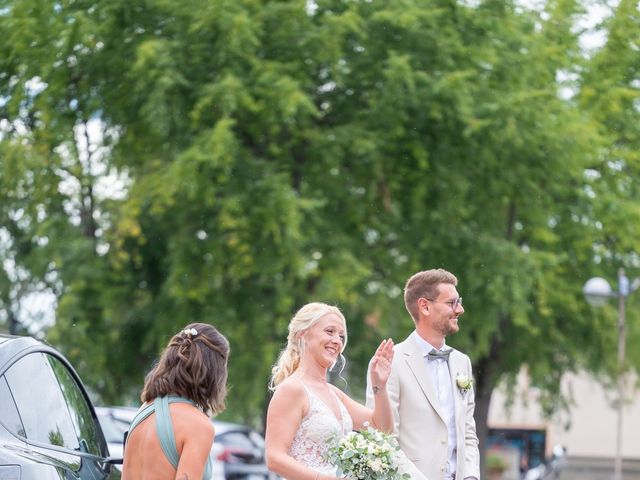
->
<box><xmin>8</xmin><ymin>309</ymin><xmax>19</xmax><ymax>335</ymax></box>
<box><xmin>474</xmin><ymin>352</ymin><xmax>501</xmax><ymax>478</ymax></box>
<box><xmin>475</xmin><ymin>377</ymin><xmax>493</xmax><ymax>477</ymax></box>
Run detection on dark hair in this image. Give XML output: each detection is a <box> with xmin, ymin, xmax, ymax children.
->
<box><xmin>404</xmin><ymin>269</ymin><xmax>458</xmax><ymax>323</ymax></box>
<box><xmin>141</xmin><ymin>323</ymin><xmax>229</xmax><ymax>414</ymax></box>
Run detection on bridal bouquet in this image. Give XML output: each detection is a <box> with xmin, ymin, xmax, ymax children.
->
<box><xmin>326</xmin><ymin>424</ymin><xmax>410</xmax><ymax>480</ymax></box>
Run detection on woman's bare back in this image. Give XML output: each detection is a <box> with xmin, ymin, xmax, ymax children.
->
<box><xmin>122</xmin><ymin>402</ymin><xmax>214</xmax><ymax>480</ymax></box>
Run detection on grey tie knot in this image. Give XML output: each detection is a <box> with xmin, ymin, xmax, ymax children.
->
<box><xmin>427</xmin><ymin>348</ymin><xmax>452</xmax><ymax>360</ymax></box>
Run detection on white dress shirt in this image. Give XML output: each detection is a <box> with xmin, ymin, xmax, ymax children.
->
<box><xmin>412</xmin><ymin>332</ymin><xmax>457</xmax><ymax>478</ymax></box>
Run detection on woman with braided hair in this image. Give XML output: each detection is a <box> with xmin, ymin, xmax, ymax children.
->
<box><xmin>122</xmin><ymin>323</ymin><xmax>229</xmax><ymax>480</ymax></box>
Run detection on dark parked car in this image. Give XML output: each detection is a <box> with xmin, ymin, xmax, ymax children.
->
<box><xmin>96</xmin><ymin>406</ymin><xmax>274</xmax><ymax>479</ymax></box>
<box><xmin>214</xmin><ymin>420</ymin><xmax>274</xmax><ymax>480</ymax></box>
<box><xmin>0</xmin><ymin>333</ymin><xmax>120</xmax><ymax>479</ymax></box>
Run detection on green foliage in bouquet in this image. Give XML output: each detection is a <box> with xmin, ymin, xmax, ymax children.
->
<box><xmin>326</xmin><ymin>424</ymin><xmax>410</xmax><ymax>480</ymax></box>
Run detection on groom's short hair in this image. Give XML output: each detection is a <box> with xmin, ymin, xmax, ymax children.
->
<box><xmin>404</xmin><ymin>269</ymin><xmax>458</xmax><ymax>323</ymax></box>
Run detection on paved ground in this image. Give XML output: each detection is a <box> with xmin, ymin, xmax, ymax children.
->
<box><xmin>556</xmin><ymin>457</ymin><xmax>640</xmax><ymax>480</ymax></box>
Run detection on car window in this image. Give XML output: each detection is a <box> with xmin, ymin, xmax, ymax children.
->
<box><xmin>0</xmin><ymin>375</ymin><xmax>26</xmax><ymax>437</ymax></box>
<box><xmin>49</xmin><ymin>356</ymin><xmax>104</xmax><ymax>456</ymax></box>
<box><xmin>4</xmin><ymin>352</ymin><xmax>79</xmax><ymax>449</ymax></box>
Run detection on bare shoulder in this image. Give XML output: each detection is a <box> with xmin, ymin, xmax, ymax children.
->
<box><xmin>330</xmin><ymin>383</ymin><xmax>358</xmax><ymax>408</ymax></box>
<box><xmin>268</xmin><ymin>377</ymin><xmax>308</xmax><ymax>415</ymax></box>
<box><xmin>172</xmin><ymin>403</ymin><xmax>214</xmax><ymax>440</ymax></box>
<box><xmin>271</xmin><ymin>376</ymin><xmax>306</xmax><ymax>400</ymax></box>
<box><xmin>328</xmin><ymin>383</ymin><xmax>346</xmax><ymax>400</ymax></box>
<box><xmin>193</xmin><ymin>414</ymin><xmax>215</xmax><ymax>441</ymax></box>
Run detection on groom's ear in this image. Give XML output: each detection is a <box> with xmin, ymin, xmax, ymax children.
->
<box><xmin>417</xmin><ymin>298</ymin><xmax>430</xmax><ymax>314</ymax></box>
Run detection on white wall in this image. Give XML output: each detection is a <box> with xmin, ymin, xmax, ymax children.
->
<box><xmin>487</xmin><ymin>369</ymin><xmax>640</xmax><ymax>459</ymax></box>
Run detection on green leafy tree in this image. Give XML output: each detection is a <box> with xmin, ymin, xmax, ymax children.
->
<box><xmin>2</xmin><ymin>2</ymin><xmax>639</xmax><ymax>474</ymax></box>
<box><xmin>578</xmin><ymin>0</ymin><xmax>640</xmax><ymax>376</ymax></box>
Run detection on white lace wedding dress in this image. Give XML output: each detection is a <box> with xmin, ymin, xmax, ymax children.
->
<box><xmin>288</xmin><ymin>378</ymin><xmax>353</xmax><ymax>477</ymax></box>
<box><xmin>287</xmin><ymin>378</ymin><xmax>428</xmax><ymax>480</ymax></box>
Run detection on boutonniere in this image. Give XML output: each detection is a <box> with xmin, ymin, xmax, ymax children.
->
<box><xmin>456</xmin><ymin>374</ymin><xmax>473</xmax><ymax>396</ymax></box>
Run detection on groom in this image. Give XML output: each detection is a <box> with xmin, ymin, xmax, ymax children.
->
<box><xmin>367</xmin><ymin>269</ymin><xmax>480</xmax><ymax>480</ymax></box>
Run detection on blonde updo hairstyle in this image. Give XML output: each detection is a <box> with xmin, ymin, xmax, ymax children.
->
<box><xmin>269</xmin><ymin>302</ymin><xmax>347</xmax><ymax>390</ymax></box>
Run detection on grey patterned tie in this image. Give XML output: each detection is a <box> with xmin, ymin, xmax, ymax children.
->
<box><xmin>427</xmin><ymin>348</ymin><xmax>452</xmax><ymax>360</ymax></box>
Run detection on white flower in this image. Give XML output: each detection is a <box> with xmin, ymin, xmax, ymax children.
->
<box><xmin>183</xmin><ymin>328</ymin><xmax>198</xmax><ymax>337</ymax></box>
<box><xmin>456</xmin><ymin>374</ymin><xmax>473</xmax><ymax>391</ymax></box>
<box><xmin>369</xmin><ymin>457</ymin><xmax>383</xmax><ymax>472</ymax></box>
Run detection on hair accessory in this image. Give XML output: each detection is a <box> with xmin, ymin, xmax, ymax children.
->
<box><xmin>183</xmin><ymin>328</ymin><xmax>198</xmax><ymax>337</ymax></box>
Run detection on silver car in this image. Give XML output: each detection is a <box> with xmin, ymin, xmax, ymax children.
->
<box><xmin>0</xmin><ymin>334</ymin><xmax>120</xmax><ymax>479</ymax></box>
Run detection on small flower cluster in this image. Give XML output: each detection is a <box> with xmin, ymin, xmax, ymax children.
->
<box><xmin>455</xmin><ymin>374</ymin><xmax>473</xmax><ymax>392</ymax></box>
<box><xmin>183</xmin><ymin>328</ymin><xmax>198</xmax><ymax>337</ymax></box>
<box><xmin>326</xmin><ymin>424</ymin><xmax>410</xmax><ymax>480</ymax></box>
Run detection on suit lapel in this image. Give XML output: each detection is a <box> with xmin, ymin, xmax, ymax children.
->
<box><xmin>401</xmin><ymin>339</ymin><xmax>447</xmax><ymax>423</ymax></box>
<box><xmin>449</xmin><ymin>352</ymin><xmax>464</xmax><ymax>428</ymax></box>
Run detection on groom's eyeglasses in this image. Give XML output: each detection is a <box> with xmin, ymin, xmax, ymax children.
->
<box><xmin>425</xmin><ymin>296</ymin><xmax>463</xmax><ymax>310</ymax></box>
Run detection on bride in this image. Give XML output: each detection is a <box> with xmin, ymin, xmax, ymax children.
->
<box><xmin>265</xmin><ymin>302</ymin><xmax>425</xmax><ymax>480</ymax></box>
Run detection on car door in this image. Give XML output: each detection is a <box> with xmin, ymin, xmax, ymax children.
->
<box><xmin>2</xmin><ymin>350</ymin><xmax>119</xmax><ymax>479</ymax></box>
<box><xmin>48</xmin><ymin>353</ymin><xmax>119</xmax><ymax>479</ymax></box>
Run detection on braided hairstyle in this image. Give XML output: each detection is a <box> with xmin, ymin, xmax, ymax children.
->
<box><xmin>269</xmin><ymin>302</ymin><xmax>347</xmax><ymax>391</ymax></box>
<box><xmin>141</xmin><ymin>322</ymin><xmax>229</xmax><ymax>414</ymax></box>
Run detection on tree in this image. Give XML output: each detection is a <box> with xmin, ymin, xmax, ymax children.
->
<box><xmin>577</xmin><ymin>0</ymin><xmax>640</xmax><ymax>375</ymax></box>
<box><xmin>1</xmin><ymin>2</ymin><xmax>639</xmax><ymax>471</ymax></box>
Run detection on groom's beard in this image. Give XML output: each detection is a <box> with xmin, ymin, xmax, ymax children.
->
<box><xmin>435</xmin><ymin>315</ymin><xmax>460</xmax><ymax>336</ymax></box>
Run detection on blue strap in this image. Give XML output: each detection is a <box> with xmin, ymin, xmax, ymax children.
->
<box><xmin>155</xmin><ymin>396</ymin><xmax>181</xmax><ymax>469</ymax></box>
<box><xmin>128</xmin><ymin>402</ymin><xmax>156</xmax><ymax>433</ymax></box>
<box><xmin>128</xmin><ymin>395</ymin><xmax>213</xmax><ymax>479</ymax></box>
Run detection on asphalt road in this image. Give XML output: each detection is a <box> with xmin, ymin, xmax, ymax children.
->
<box><xmin>557</xmin><ymin>457</ymin><xmax>640</xmax><ymax>480</ymax></box>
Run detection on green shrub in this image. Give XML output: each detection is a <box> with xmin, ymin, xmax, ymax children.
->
<box><xmin>486</xmin><ymin>453</ymin><xmax>509</xmax><ymax>473</ymax></box>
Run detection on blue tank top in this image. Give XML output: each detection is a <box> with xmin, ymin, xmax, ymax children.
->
<box><xmin>128</xmin><ymin>395</ymin><xmax>213</xmax><ymax>479</ymax></box>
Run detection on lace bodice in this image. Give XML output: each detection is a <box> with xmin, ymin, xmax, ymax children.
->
<box><xmin>288</xmin><ymin>378</ymin><xmax>353</xmax><ymax>475</ymax></box>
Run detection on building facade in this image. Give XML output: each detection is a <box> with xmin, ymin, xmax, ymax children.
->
<box><xmin>488</xmin><ymin>369</ymin><xmax>640</xmax><ymax>460</ymax></box>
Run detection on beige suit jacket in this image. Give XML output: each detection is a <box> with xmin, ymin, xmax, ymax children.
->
<box><xmin>366</xmin><ymin>334</ymin><xmax>480</xmax><ymax>480</ymax></box>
